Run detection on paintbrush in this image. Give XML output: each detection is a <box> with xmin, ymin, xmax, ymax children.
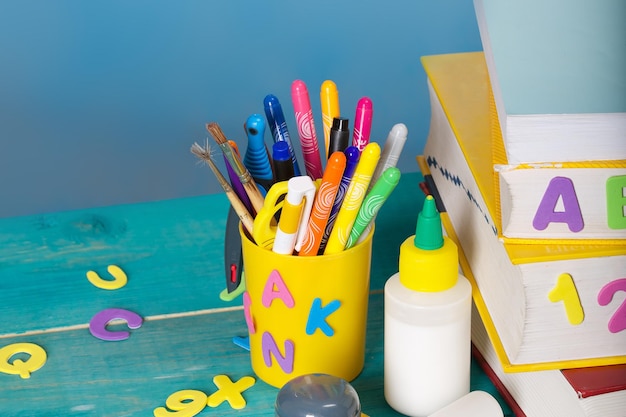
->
<box><xmin>191</xmin><ymin>140</ymin><xmax>255</xmax><ymax>235</ymax></box>
<box><xmin>206</xmin><ymin>122</ymin><xmax>265</xmax><ymax>215</ymax></box>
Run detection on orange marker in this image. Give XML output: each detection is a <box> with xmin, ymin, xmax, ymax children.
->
<box><xmin>299</xmin><ymin>152</ymin><xmax>347</xmax><ymax>256</ymax></box>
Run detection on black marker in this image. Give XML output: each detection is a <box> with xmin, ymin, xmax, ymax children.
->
<box><xmin>328</xmin><ymin>117</ymin><xmax>350</xmax><ymax>156</ymax></box>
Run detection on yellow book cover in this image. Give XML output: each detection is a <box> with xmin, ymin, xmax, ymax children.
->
<box><xmin>420</xmin><ymin>52</ymin><xmax>626</xmax><ymax>372</ymax></box>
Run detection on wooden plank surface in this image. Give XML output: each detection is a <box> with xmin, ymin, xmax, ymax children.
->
<box><xmin>0</xmin><ymin>172</ymin><xmax>513</xmax><ymax>416</ymax></box>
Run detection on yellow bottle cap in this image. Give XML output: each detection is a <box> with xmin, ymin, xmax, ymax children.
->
<box><xmin>399</xmin><ymin>196</ymin><xmax>458</xmax><ymax>292</ymax></box>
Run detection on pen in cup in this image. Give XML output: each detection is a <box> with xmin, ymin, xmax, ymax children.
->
<box><xmin>346</xmin><ymin>166</ymin><xmax>401</xmax><ymax>249</ymax></box>
<box><xmin>319</xmin><ymin>146</ymin><xmax>360</xmax><ymax>254</ymax></box>
<box><xmin>299</xmin><ymin>151</ymin><xmax>347</xmax><ymax>256</ymax></box>
<box><xmin>352</xmin><ymin>97</ymin><xmax>373</xmax><ymax>152</ymax></box>
<box><xmin>291</xmin><ymin>80</ymin><xmax>324</xmax><ymax>180</ymax></box>
<box><xmin>324</xmin><ymin>142</ymin><xmax>380</xmax><ymax>254</ymax></box>
<box><xmin>264</xmin><ymin>94</ymin><xmax>302</xmax><ymax>176</ymax></box>
<box><xmin>320</xmin><ymin>80</ymin><xmax>340</xmax><ymax>159</ymax></box>
<box><xmin>272</xmin><ymin>141</ymin><xmax>295</xmax><ymax>183</ymax></box>
<box><xmin>328</xmin><ymin>117</ymin><xmax>350</xmax><ymax>156</ymax></box>
<box><xmin>359</xmin><ymin>124</ymin><xmax>406</xmax><ymax>243</ymax></box>
<box><xmin>369</xmin><ymin>123</ymin><xmax>408</xmax><ymax>192</ymax></box>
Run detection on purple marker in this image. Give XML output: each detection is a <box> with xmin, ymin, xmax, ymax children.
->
<box><xmin>224</xmin><ymin>154</ymin><xmax>253</xmax><ymax>214</ymax></box>
<box><xmin>318</xmin><ymin>146</ymin><xmax>361</xmax><ymax>254</ymax></box>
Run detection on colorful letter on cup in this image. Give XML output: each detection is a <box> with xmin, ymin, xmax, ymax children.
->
<box><xmin>240</xmin><ymin>224</ymin><xmax>374</xmax><ymax>388</ymax></box>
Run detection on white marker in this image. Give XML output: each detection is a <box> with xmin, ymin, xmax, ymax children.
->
<box><xmin>369</xmin><ymin>123</ymin><xmax>408</xmax><ymax>192</ymax></box>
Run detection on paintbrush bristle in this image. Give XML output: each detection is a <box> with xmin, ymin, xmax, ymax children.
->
<box><xmin>206</xmin><ymin>122</ymin><xmax>228</xmax><ymax>145</ymax></box>
<box><xmin>191</xmin><ymin>140</ymin><xmax>232</xmax><ymax>192</ymax></box>
<box><xmin>190</xmin><ymin>139</ymin><xmax>214</xmax><ymax>163</ymax></box>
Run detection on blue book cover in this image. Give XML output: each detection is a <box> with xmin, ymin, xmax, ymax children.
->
<box><xmin>475</xmin><ymin>0</ymin><xmax>626</xmax><ymax>115</ymax></box>
<box><xmin>474</xmin><ymin>0</ymin><xmax>626</xmax><ymax>163</ymax></box>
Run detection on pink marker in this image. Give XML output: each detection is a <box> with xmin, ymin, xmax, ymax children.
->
<box><xmin>291</xmin><ymin>80</ymin><xmax>324</xmax><ymax>180</ymax></box>
<box><xmin>352</xmin><ymin>97</ymin><xmax>373</xmax><ymax>151</ymax></box>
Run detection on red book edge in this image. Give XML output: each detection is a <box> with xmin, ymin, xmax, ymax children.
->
<box><xmin>472</xmin><ymin>344</ymin><xmax>527</xmax><ymax>417</ymax></box>
<box><xmin>561</xmin><ymin>364</ymin><xmax>626</xmax><ymax>399</ymax></box>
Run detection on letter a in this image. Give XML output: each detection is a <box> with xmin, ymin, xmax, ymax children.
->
<box><xmin>533</xmin><ymin>176</ymin><xmax>584</xmax><ymax>232</ymax></box>
<box><xmin>262</xmin><ymin>270</ymin><xmax>295</xmax><ymax>308</ymax></box>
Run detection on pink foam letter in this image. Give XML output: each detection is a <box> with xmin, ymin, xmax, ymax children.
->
<box><xmin>262</xmin><ymin>270</ymin><xmax>295</xmax><ymax>308</ymax></box>
<box><xmin>243</xmin><ymin>291</ymin><xmax>256</xmax><ymax>334</ymax></box>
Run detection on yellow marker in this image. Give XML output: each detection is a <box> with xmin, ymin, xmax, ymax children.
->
<box><xmin>324</xmin><ymin>142</ymin><xmax>380</xmax><ymax>254</ymax></box>
<box><xmin>320</xmin><ymin>80</ymin><xmax>340</xmax><ymax>159</ymax></box>
<box><xmin>548</xmin><ymin>272</ymin><xmax>585</xmax><ymax>325</ymax></box>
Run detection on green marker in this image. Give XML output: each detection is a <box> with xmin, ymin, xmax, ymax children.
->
<box><xmin>345</xmin><ymin>167</ymin><xmax>401</xmax><ymax>249</ymax></box>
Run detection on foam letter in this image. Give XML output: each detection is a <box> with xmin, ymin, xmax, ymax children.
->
<box><xmin>89</xmin><ymin>308</ymin><xmax>143</xmax><ymax>341</ymax></box>
<box><xmin>86</xmin><ymin>265</ymin><xmax>128</xmax><ymax>290</ymax></box>
<box><xmin>606</xmin><ymin>175</ymin><xmax>626</xmax><ymax>230</ymax></box>
<box><xmin>533</xmin><ymin>176</ymin><xmax>584</xmax><ymax>232</ymax></box>
<box><xmin>207</xmin><ymin>374</ymin><xmax>255</xmax><ymax>410</ymax></box>
<box><xmin>261</xmin><ymin>270</ymin><xmax>295</xmax><ymax>308</ymax></box>
<box><xmin>0</xmin><ymin>343</ymin><xmax>47</xmax><ymax>379</ymax></box>
<box><xmin>261</xmin><ymin>332</ymin><xmax>294</xmax><ymax>374</ymax></box>
<box><xmin>242</xmin><ymin>291</ymin><xmax>256</xmax><ymax>334</ymax></box>
<box><xmin>306</xmin><ymin>298</ymin><xmax>341</xmax><ymax>336</ymax></box>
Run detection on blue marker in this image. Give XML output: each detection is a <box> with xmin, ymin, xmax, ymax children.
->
<box><xmin>318</xmin><ymin>146</ymin><xmax>361</xmax><ymax>254</ymax></box>
<box><xmin>263</xmin><ymin>94</ymin><xmax>302</xmax><ymax>176</ymax></box>
<box><xmin>272</xmin><ymin>141</ymin><xmax>295</xmax><ymax>183</ymax></box>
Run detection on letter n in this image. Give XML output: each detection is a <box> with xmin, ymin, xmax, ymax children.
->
<box><xmin>261</xmin><ymin>332</ymin><xmax>294</xmax><ymax>374</ymax></box>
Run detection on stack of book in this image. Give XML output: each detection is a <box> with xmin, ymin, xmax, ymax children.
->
<box><xmin>418</xmin><ymin>2</ymin><xmax>626</xmax><ymax>415</ymax></box>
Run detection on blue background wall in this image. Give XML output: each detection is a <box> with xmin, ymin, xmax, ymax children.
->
<box><xmin>0</xmin><ymin>0</ymin><xmax>481</xmax><ymax>218</ymax></box>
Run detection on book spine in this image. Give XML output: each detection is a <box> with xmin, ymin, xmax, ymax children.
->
<box><xmin>423</xmin><ymin>73</ymin><xmax>626</xmax><ymax>367</ymax></box>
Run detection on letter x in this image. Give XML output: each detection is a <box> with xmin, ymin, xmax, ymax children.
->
<box><xmin>207</xmin><ymin>374</ymin><xmax>256</xmax><ymax>410</ymax></box>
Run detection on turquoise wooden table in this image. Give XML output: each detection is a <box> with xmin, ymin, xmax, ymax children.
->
<box><xmin>0</xmin><ymin>172</ymin><xmax>513</xmax><ymax>416</ymax></box>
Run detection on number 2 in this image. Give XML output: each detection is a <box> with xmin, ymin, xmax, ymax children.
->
<box><xmin>597</xmin><ymin>278</ymin><xmax>626</xmax><ymax>334</ymax></box>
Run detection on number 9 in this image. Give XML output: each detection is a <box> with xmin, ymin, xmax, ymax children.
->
<box><xmin>153</xmin><ymin>389</ymin><xmax>208</xmax><ymax>417</ymax></box>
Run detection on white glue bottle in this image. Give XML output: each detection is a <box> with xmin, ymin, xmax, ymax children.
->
<box><xmin>384</xmin><ymin>195</ymin><xmax>472</xmax><ymax>417</ymax></box>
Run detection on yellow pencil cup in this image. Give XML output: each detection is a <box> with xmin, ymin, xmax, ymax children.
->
<box><xmin>240</xmin><ymin>224</ymin><xmax>373</xmax><ymax>388</ymax></box>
